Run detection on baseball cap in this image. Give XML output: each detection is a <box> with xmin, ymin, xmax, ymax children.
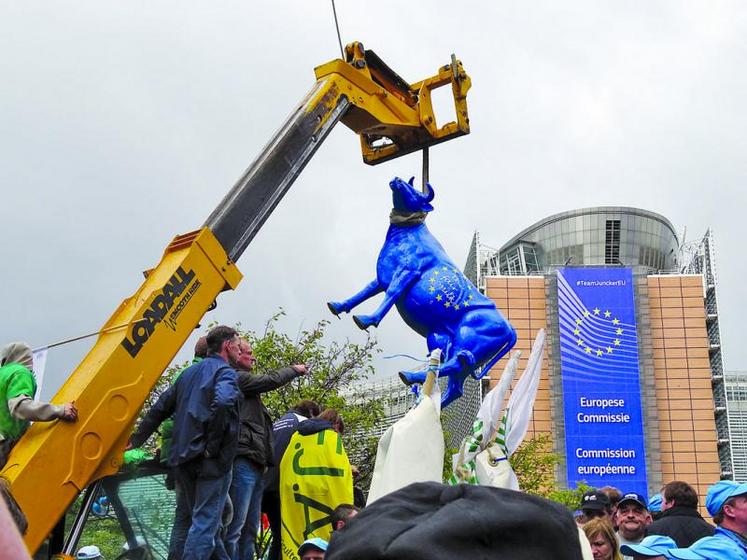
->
<box><xmin>580</xmin><ymin>490</ymin><xmax>610</xmax><ymax>511</ymax></box>
<box><xmin>648</xmin><ymin>493</ymin><xmax>663</xmax><ymax>513</ymax></box>
<box><xmin>618</xmin><ymin>492</ymin><xmax>648</xmax><ymax>509</ymax></box>
<box><xmin>76</xmin><ymin>545</ymin><xmax>102</xmax><ymax>559</ymax></box>
<box><xmin>620</xmin><ymin>535</ymin><xmax>676</xmax><ymax>557</ymax></box>
<box><xmin>705</xmin><ymin>480</ymin><xmax>747</xmax><ymax>517</ymax></box>
<box><xmin>298</xmin><ymin>537</ymin><xmax>328</xmax><ymax>556</ymax></box>
<box><xmin>668</xmin><ymin>535</ymin><xmax>744</xmax><ymax>560</ymax></box>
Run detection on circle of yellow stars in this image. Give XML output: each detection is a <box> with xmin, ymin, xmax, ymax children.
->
<box><xmin>429</xmin><ymin>265</ymin><xmax>475</xmax><ymax>310</ymax></box>
<box><xmin>573</xmin><ymin>307</ymin><xmax>624</xmax><ymax>358</ymax></box>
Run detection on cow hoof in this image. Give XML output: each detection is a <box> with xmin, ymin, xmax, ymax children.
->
<box><xmin>327</xmin><ymin>301</ymin><xmax>343</xmax><ymax>316</ymax></box>
<box><xmin>399</xmin><ymin>370</ymin><xmax>427</xmax><ymax>385</ymax></box>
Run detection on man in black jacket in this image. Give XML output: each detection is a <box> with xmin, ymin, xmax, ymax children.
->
<box><xmin>646</xmin><ymin>480</ymin><xmax>714</xmax><ymax>547</ymax></box>
<box><xmin>223</xmin><ymin>338</ymin><xmax>307</xmax><ymax>560</ymax></box>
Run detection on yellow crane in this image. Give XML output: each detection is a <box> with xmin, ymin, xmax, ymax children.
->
<box><xmin>1</xmin><ymin>41</ymin><xmax>471</xmax><ymax>557</ymax></box>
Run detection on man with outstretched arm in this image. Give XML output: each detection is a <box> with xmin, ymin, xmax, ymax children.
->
<box><xmin>0</xmin><ymin>342</ymin><xmax>77</xmax><ymax>468</ymax></box>
<box><xmin>224</xmin><ymin>338</ymin><xmax>308</xmax><ymax>560</ymax></box>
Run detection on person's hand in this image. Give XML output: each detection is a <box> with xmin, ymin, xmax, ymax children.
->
<box><xmin>60</xmin><ymin>401</ymin><xmax>78</xmax><ymax>422</ymax></box>
<box><xmin>292</xmin><ymin>364</ymin><xmax>309</xmax><ymax>375</ymax></box>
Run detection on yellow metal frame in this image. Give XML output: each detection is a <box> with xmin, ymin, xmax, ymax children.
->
<box><xmin>3</xmin><ymin>228</ymin><xmax>241</xmax><ymax>552</ymax></box>
<box><xmin>314</xmin><ymin>41</ymin><xmax>471</xmax><ymax>164</ymax></box>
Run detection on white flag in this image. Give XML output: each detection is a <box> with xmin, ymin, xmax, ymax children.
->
<box><xmin>32</xmin><ymin>347</ymin><xmax>48</xmax><ymax>398</ymax></box>
<box><xmin>504</xmin><ymin>329</ymin><xmax>546</xmax><ymax>456</ymax></box>
<box><xmin>449</xmin><ymin>350</ymin><xmax>519</xmax><ymax>483</ymax></box>
<box><xmin>367</xmin><ymin>350</ymin><xmax>444</xmax><ymax>505</ymax></box>
<box><xmin>448</xmin><ymin>329</ymin><xmax>546</xmax><ymax>489</ymax></box>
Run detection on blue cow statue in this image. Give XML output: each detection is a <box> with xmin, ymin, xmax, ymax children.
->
<box><xmin>327</xmin><ymin>176</ymin><xmax>517</xmax><ymax>407</ymax></box>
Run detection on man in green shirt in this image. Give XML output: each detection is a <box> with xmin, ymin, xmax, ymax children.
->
<box><xmin>0</xmin><ymin>342</ymin><xmax>77</xmax><ymax>467</ymax></box>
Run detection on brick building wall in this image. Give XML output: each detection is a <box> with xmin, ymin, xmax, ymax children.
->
<box><xmin>648</xmin><ymin>274</ymin><xmax>721</xmax><ymax>504</ymax></box>
<box><xmin>484</xmin><ymin>273</ymin><xmax>720</xmax><ymax>511</ymax></box>
<box><xmin>485</xmin><ymin>276</ymin><xmax>552</xmax><ymax>438</ymax></box>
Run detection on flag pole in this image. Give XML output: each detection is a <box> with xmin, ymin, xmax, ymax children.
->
<box><xmin>32</xmin><ymin>323</ymin><xmax>130</xmax><ymax>353</ymax></box>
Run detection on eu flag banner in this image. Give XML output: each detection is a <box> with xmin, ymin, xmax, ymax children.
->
<box><xmin>557</xmin><ymin>268</ymin><xmax>648</xmax><ymax>497</ymax></box>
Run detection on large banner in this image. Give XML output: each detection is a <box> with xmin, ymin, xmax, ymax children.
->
<box><xmin>279</xmin><ymin>429</ymin><xmax>353</xmax><ymax>560</ymax></box>
<box><xmin>557</xmin><ymin>267</ymin><xmax>648</xmax><ymax>497</ymax></box>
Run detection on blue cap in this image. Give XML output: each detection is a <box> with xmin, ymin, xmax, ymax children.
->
<box><xmin>620</xmin><ymin>535</ymin><xmax>676</xmax><ymax>557</ymax></box>
<box><xmin>618</xmin><ymin>491</ymin><xmax>648</xmax><ymax>509</ymax></box>
<box><xmin>648</xmin><ymin>493</ymin><xmax>663</xmax><ymax>513</ymax></box>
<box><xmin>705</xmin><ymin>480</ymin><xmax>747</xmax><ymax>517</ymax></box>
<box><xmin>668</xmin><ymin>535</ymin><xmax>744</xmax><ymax>560</ymax></box>
<box><xmin>298</xmin><ymin>537</ymin><xmax>328</xmax><ymax>556</ymax></box>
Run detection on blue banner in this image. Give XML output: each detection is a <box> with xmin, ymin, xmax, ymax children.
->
<box><xmin>557</xmin><ymin>267</ymin><xmax>648</xmax><ymax>498</ymax></box>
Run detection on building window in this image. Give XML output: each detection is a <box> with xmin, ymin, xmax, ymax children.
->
<box><xmin>605</xmin><ymin>220</ymin><xmax>621</xmax><ymax>264</ymax></box>
<box><xmin>499</xmin><ymin>243</ymin><xmax>540</xmax><ymax>275</ymax></box>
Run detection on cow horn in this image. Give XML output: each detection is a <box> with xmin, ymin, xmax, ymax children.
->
<box><xmin>423</xmin><ymin>182</ymin><xmax>435</xmax><ymax>202</ymax></box>
<box><xmin>408</xmin><ymin>176</ymin><xmax>416</xmax><ymax>187</ymax></box>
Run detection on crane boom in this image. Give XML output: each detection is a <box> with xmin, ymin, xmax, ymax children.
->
<box><xmin>1</xmin><ymin>42</ymin><xmax>471</xmax><ymax>555</ymax></box>
<box><xmin>205</xmin><ymin>81</ymin><xmax>351</xmax><ymax>262</ymax></box>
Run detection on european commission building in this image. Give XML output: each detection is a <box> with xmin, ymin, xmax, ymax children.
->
<box><xmin>460</xmin><ymin>207</ymin><xmax>731</xmax><ymax>507</ymax></box>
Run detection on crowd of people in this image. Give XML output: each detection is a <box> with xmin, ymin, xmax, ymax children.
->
<box><xmin>126</xmin><ymin>325</ymin><xmax>747</xmax><ymax>559</ymax></box>
<box><xmin>578</xmin><ymin>480</ymin><xmax>747</xmax><ymax>559</ymax></box>
<box><xmin>0</xmin><ymin>330</ymin><xmax>360</xmax><ymax>560</ymax></box>
<box><xmin>127</xmin><ymin>325</ymin><xmax>363</xmax><ymax>560</ymax></box>
<box><xmin>3</xmin><ymin>331</ymin><xmax>747</xmax><ymax>559</ymax></box>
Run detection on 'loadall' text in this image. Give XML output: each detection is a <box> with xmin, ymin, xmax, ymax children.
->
<box><xmin>121</xmin><ymin>266</ymin><xmax>197</xmax><ymax>357</ymax></box>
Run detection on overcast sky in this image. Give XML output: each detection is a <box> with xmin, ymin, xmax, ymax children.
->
<box><xmin>2</xmin><ymin>2</ymin><xmax>745</xmax><ymax>400</ymax></box>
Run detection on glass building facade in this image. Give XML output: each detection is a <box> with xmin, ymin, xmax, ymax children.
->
<box><xmin>497</xmin><ymin>207</ymin><xmax>679</xmax><ymax>276</ymax></box>
<box><xmin>725</xmin><ymin>371</ymin><xmax>747</xmax><ymax>482</ymax></box>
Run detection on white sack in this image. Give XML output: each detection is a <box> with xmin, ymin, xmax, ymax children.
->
<box><xmin>367</xmin><ymin>359</ymin><xmax>444</xmax><ymax>505</ymax></box>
